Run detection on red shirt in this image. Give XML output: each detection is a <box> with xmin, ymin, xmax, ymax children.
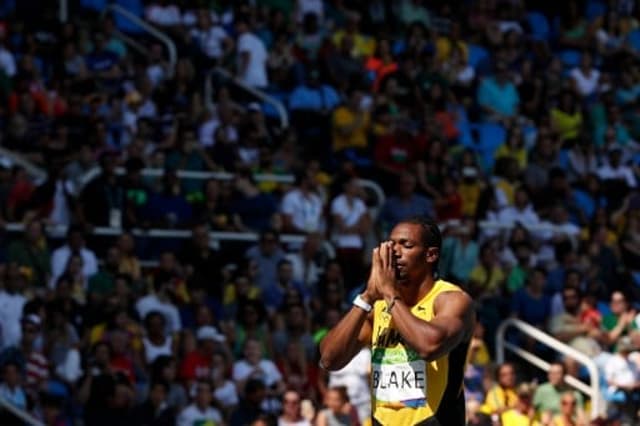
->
<box><xmin>179</xmin><ymin>351</ymin><xmax>211</xmax><ymax>381</ymax></box>
<box><xmin>374</xmin><ymin>133</ymin><xmax>427</xmax><ymax>173</ymax></box>
<box><xmin>110</xmin><ymin>354</ymin><xmax>135</xmax><ymax>384</ymax></box>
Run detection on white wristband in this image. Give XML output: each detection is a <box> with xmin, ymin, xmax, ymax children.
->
<box><xmin>353</xmin><ymin>294</ymin><xmax>372</xmax><ymax>312</ymax></box>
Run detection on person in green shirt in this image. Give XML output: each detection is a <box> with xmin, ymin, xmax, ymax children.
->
<box><xmin>87</xmin><ymin>246</ymin><xmax>121</xmax><ymax>297</ymax></box>
<box><xmin>533</xmin><ymin>362</ymin><xmax>584</xmax><ymax>419</ymax></box>
<box><xmin>600</xmin><ymin>290</ymin><xmax>639</xmax><ymax>351</ymax></box>
<box><xmin>7</xmin><ymin>219</ymin><xmax>50</xmax><ymax>288</ymax></box>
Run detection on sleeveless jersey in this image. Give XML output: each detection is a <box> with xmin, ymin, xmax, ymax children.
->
<box><xmin>371</xmin><ymin>279</ymin><xmax>470</xmax><ymax>426</ymax></box>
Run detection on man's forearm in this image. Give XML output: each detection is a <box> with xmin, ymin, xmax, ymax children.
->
<box><xmin>319</xmin><ymin>305</ymin><xmax>368</xmax><ymax>371</ymax></box>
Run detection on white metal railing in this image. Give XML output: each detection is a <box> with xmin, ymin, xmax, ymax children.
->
<box><xmin>3</xmin><ymin>223</ymin><xmax>336</xmax><ymax>259</ymax></box>
<box><xmin>205</xmin><ymin>67</ymin><xmax>289</xmax><ymax>128</ymax></box>
<box><xmin>496</xmin><ymin>318</ymin><xmax>602</xmax><ymax>419</ymax></box>
<box><xmin>0</xmin><ymin>396</ymin><xmax>43</xmax><ymax>426</ymax></box>
<box><xmin>75</xmin><ymin>167</ymin><xmax>386</xmax><ymax>215</ymax></box>
<box><xmin>102</xmin><ymin>4</ymin><xmax>177</xmax><ymax>76</ymax></box>
<box><xmin>0</xmin><ymin>146</ymin><xmax>47</xmax><ymax>183</ymax></box>
<box><xmin>78</xmin><ymin>167</ymin><xmax>295</xmax><ymax>190</ymax></box>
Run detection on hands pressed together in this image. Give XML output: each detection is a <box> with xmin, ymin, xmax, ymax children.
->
<box><xmin>362</xmin><ymin>241</ymin><xmax>400</xmax><ymax>305</ymax></box>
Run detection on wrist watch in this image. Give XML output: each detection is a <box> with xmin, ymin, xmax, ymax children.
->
<box><xmin>352</xmin><ymin>294</ymin><xmax>372</xmax><ymax>312</ymax></box>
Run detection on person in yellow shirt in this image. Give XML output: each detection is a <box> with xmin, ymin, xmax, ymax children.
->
<box><xmin>319</xmin><ymin>217</ymin><xmax>475</xmax><ymax>426</ymax></box>
<box><xmin>331</xmin><ymin>13</ymin><xmax>375</xmax><ymax>58</ymax></box>
<box><xmin>500</xmin><ymin>383</ymin><xmax>542</xmax><ymax>426</ymax></box>
<box><xmin>435</xmin><ymin>22</ymin><xmax>468</xmax><ymax>64</ymax></box>
<box><xmin>469</xmin><ymin>241</ymin><xmax>506</xmax><ymax>297</ymax></box>
<box><xmin>459</xmin><ymin>166</ymin><xmax>485</xmax><ymax>217</ymax></box>
<box><xmin>331</xmin><ymin>89</ymin><xmax>371</xmax><ymax>154</ymax></box>
<box><xmin>550</xmin><ymin>90</ymin><xmax>583</xmax><ymax>143</ymax></box>
<box><xmin>549</xmin><ymin>392</ymin><xmax>588</xmax><ymax>426</ymax></box>
<box><xmin>481</xmin><ymin>362</ymin><xmax>519</xmax><ymax>416</ymax></box>
<box><xmin>496</xmin><ymin>126</ymin><xmax>528</xmax><ymax>171</ymax></box>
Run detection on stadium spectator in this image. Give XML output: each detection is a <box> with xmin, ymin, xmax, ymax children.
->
<box><xmin>279</xmin><ymin>389</ymin><xmax>311</xmax><ymax>426</ymax></box>
<box><xmin>497</xmin><ymin>383</ymin><xmax>540</xmax><ymax>426</ymax></box>
<box><xmin>377</xmin><ymin>172</ymin><xmax>435</xmax><ymax>236</ymax></box>
<box><xmin>130</xmin><ymin>380</ymin><xmax>175</xmax><ymax>426</ymax></box>
<box><xmin>245</xmin><ymin>228</ymin><xmax>286</xmax><ymax>291</ymax></box>
<box><xmin>236</xmin><ymin>15</ymin><xmax>269</xmax><ymax>89</ymax></box>
<box><xmin>533</xmin><ymin>362</ymin><xmax>584</xmax><ymax>420</ymax></box>
<box><xmin>280</xmin><ymin>172</ymin><xmax>324</xmax><ymax>235</ymax></box>
<box><xmin>481</xmin><ymin>362</ymin><xmax>518</xmax><ymax>416</ymax></box>
<box><xmin>177</xmin><ymin>379</ymin><xmax>224</xmax><ymax>426</ymax></box>
<box><xmin>179</xmin><ymin>324</ymin><xmax>225</xmax><ymax>385</ymax></box>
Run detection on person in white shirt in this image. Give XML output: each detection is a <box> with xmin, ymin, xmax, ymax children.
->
<box><xmin>0</xmin><ymin>31</ymin><xmax>16</xmax><ymax>78</ymax></box>
<box><xmin>330</xmin><ymin>176</ymin><xmax>371</xmax><ymax>287</ymax></box>
<box><xmin>278</xmin><ymin>390</ymin><xmax>311</xmax><ymax>426</ymax></box>
<box><xmin>327</xmin><ymin>347</ymin><xmax>371</xmax><ymax>423</ymax></box>
<box><xmin>0</xmin><ymin>263</ymin><xmax>27</xmax><ymax>349</ymax></box>
<box><xmin>145</xmin><ymin>1</ymin><xmax>182</xmax><ymax>28</ymax></box>
<box><xmin>136</xmin><ymin>278</ymin><xmax>182</xmax><ymax>335</ymax></box>
<box><xmin>603</xmin><ymin>336</ymin><xmax>640</xmax><ymax>418</ymax></box>
<box><xmin>235</xmin><ymin>16</ymin><xmax>269</xmax><ymax>88</ymax></box>
<box><xmin>49</xmin><ymin>226</ymin><xmax>98</xmax><ymax>288</ymax></box>
<box><xmin>285</xmin><ymin>233</ymin><xmax>324</xmax><ymax>289</ymax></box>
<box><xmin>191</xmin><ymin>10</ymin><xmax>233</xmax><ymax>61</ymax></box>
<box><xmin>497</xmin><ymin>187</ymin><xmax>540</xmax><ymax>231</ymax></box>
<box><xmin>569</xmin><ymin>52</ymin><xmax>601</xmax><ymax>98</ymax></box>
<box><xmin>232</xmin><ymin>338</ymin><xmax>285</xmax><ymax>401</ymax></box>
<box><xmin>177</xmin><ymin>380</ymin><xmax>224</xmax><ymax>426</ymax></box>
<box><xmin>597</xmin><ymin>148</ymin><xmax>637</xmax><ymax>188</ymax></box>
<box><xmin>281</xmin><ymin>172</ymin><xmax>324</xmax><ymax>234</ymax></box>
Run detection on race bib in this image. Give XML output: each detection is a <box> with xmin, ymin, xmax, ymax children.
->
<box><xmin>372</xmin><ymin>347</ymin><xmax>427</xmax><ymax>405</ymax></box>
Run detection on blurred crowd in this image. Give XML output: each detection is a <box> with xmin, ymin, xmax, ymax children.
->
<box><xmin>0</xmin><ymin>0</ymin><xmax>640</xmax><ymax>425</ymax></box>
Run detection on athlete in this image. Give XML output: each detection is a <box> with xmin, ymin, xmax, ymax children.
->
<box><xmin>319</xmin><ymin>216</ymin><xmax>475</xmax><ymax>425</ymax></box>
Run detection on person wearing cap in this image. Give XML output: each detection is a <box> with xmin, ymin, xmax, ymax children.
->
<box><xmin>179</xmin><ymin>325</ymin><xmax>227</xmax><ymax>385</ymax></box>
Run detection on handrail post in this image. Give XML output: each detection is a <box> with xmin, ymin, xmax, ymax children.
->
<box><xmin>102</xmin><ymin>4</ymin><xmax>176</xmax><ymax>77</ymax></box>
<box><xmin>206</xmin><ymin>68</ymin><xmax>289</xmax><ymax>129</ymax></box>
<box><xmin>494</xmin><ymin>318</ymin><xmax>601</xmax><ymax>419</ymax></box>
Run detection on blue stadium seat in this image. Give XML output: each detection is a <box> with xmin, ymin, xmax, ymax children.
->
<box><xmin>113</xmin><ymin>0</ymin><xmax>145</xmax><ymax>35</ymax></box>
<box><xmin>559</xmin><ymin>49</ymin><xmax>581</xmax><ymax>68</ymax></box>
<box><xmin>456</xmin><ymin>119</ymin><xmax>475</xmax><ymax>148</ymax></box>
<box><xmin>585</xmin><ymin>0</ymin><xmax>606</xmax><ymax>22</ymax></box>
<box><xmin>474</xmin><ymin>122</ymin><xmax>506</xmax><ymax>172</ymax></box>
<box><xmin>0</xmin><ymin>0</ymin><xmax>16</xmax><ymax>17</ymax></box>
<box><xmin>626</xmin><ymin>29</ymin><xmax>640</xmax><ymax>52</ymax></box>
<box><xmin>467</xmin><ymin>44</ymin><xmax>489</xmax><ymax>70</ymax></box>
<box><xmin>80</xmin><ymin>0</ymin><xmax>107</xmax><ymax>12</ymax></box>
<box><xmin>526</xmin><ymin>11</ymin><xmax>550</xmax><ymax>42</ymax></box>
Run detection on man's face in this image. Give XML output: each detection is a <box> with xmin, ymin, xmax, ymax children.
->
<box><xmin>498</xmin><ymin>365</ymin><xmax>516</xmax><ymax>388</ymax></box>
<box><xmin>548</xmin><ymin>364</ymin><xmax>564</xmax><ymax>386</ymax></box>
<box><xmin>278</xmin><ymin>263</ymin><xmax>293</xmax><ymax>282</ymax></box>
<box><xmin>562</xmin><ymin>289</ymin><xmax>581</xmax><ymax>313</ymax></box>
<box><xmin>389</xmin><ymin>223</ymin><xmax>433</xmax><ymax>284</ymax></box>
<box><xmin>195</xmin><ymin>383</ymin><xmax>212</xmax><ymax>407</ymax></box>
